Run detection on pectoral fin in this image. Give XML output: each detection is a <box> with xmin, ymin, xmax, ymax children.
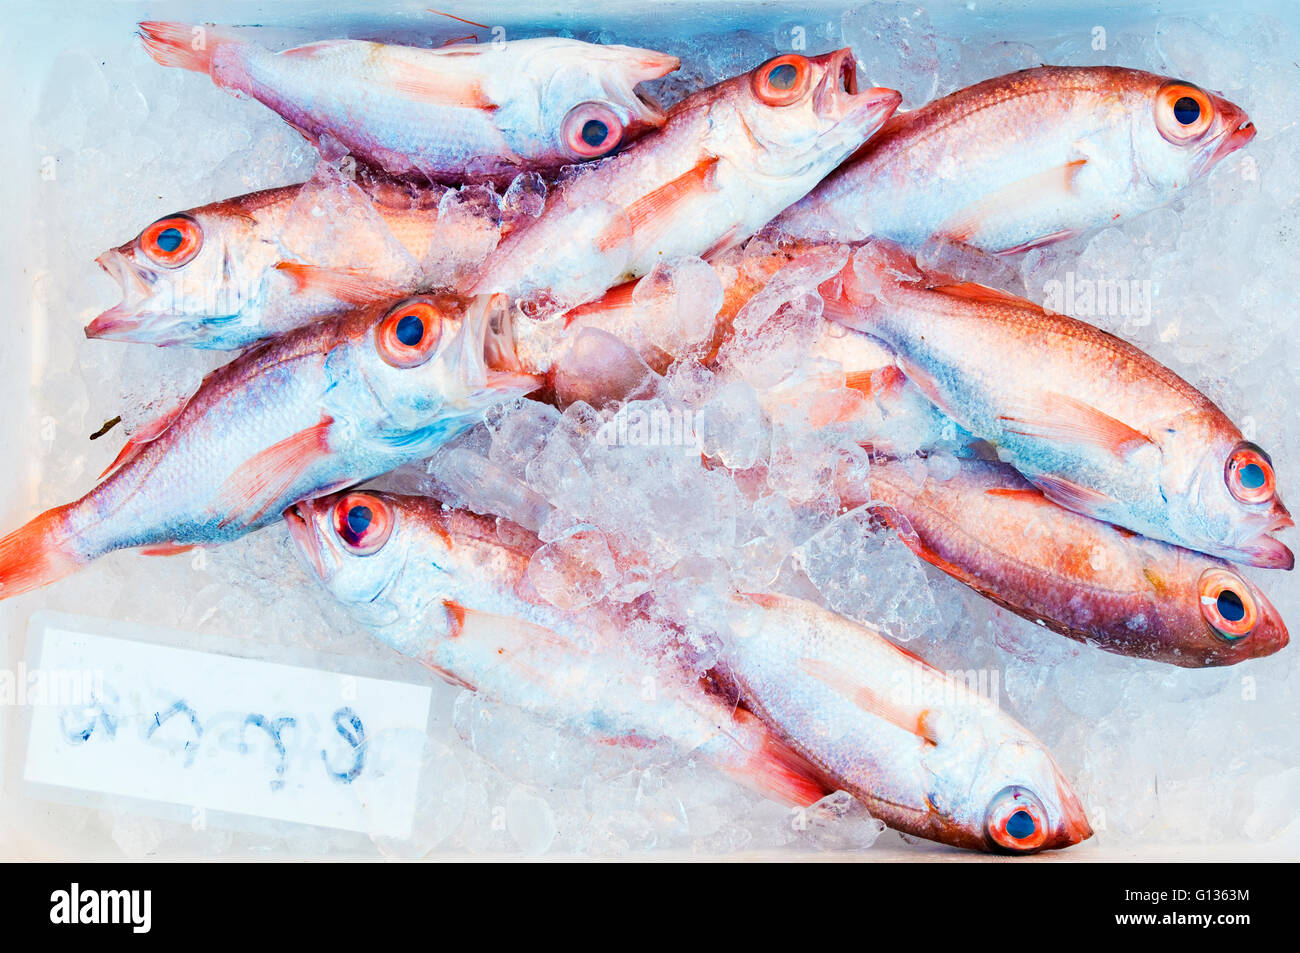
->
<box><xmin>596</xmin><ymin>156</ymin><xmax>719</xmax><ymax>252</ymax></box>
<box><xmin>98</xmin><ymin>395</ymin><xmax>193</xmax><ymax>481</ymax></box>
<box><xmin>214</xmin><ymin>415</ymin><xmax>334</xmax><ymax>529</ymax></box>
<box><xmin>799</xmin><ymin>657</ymin><xmax>938</xmax><ymax>746</ymax></box>
<box><xmin>998</xmin><ymin>391</ymin><xmax>1153</xmax><ymax>458</ymax></box>
<box><xmin>1030</xmin><ymin>473</ymin><xmax>1115</xmax><ymax>519</ymax></box>
<box><xmin>274</xmin><ymin>261</ymin><xmax>406</xmax><ymax>305</ymax></box>
<box><xmin>934</xmin><ymin>159</ymin><xmax>1088</xmax><ymax>247</ymax></box>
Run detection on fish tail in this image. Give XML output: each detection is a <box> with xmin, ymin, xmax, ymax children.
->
<box><xmin>138</xmin><ymin>21</ymin><xmax>232</xmax><ymax>74</ymax></box>
<box><xmin>0</xmin><ymin>503</ymin><xmax>86</xmax><ymax>601</ymax></box>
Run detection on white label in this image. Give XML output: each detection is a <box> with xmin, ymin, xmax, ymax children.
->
<box><xmin>21</xmin><ymin>619</ymin><xmax>434</xmax><ymax>838</ymax></box>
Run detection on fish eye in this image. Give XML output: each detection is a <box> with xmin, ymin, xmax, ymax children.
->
<box><xmin>1198</xmin><ymin>568</ymin><xmax>1258</xmax><ymax>641</ymax></box>
<box><xmin>1173</xmin><ymin>96</ymin><xmax>1201</xmax><ymax>125</ymax></box>
<box><xmin>562</xmin><ymin>102</ymin><xmax>625</xmax><ymax>159</ymax></box>
<box><xmin>1155</xmin><ymin>82</ymin><xmax>1214</xmax><ymax>144</ymax></box>
<box><xmin>1224</xmin><ymin>442</ymin><xmax>1277</xmax><ymax>505</ymax></box>
<box><xmin>751</xmin><ymin>54</ymin><xmax>812</xmax><ymax>107</ymax></box>
<box><xmin>139</xmin><ymin>214</ymin><xmax>203</xmax><ymax>268</ymax></box>
<box><xmin>984</xmin><ymin>785</ymin><xmax>1049</xmax><ymax>853</ymax></box>
<box><xmin>331</xmin><ymin>493</ymin><xmax>393</xmax><ymax>556</ymax></box>
<box><xmin>375</xmin><ymin>298</ymin><xmax>445</xmax><ymax>369</ymax></box>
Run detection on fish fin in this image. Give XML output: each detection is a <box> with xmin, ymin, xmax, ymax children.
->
<box><xmin>894</xmin><ymin>355</ymin><xmax>956</xmax><ymax>418</ymax></box>
<box><xmin>729</xmin><ymin>707</ymin><xmax>830</xmax><ymax>807</ymax></box>
<box><xmin>0</xmin><ymin>504</ymin><xmax>84</xmax><ymax>601</ymax></box>
<box><xmin>139</xmin><ymin>542</ymin><xmax>198</xmax><ymax>557</ymax></box>
<box><xmin>442</xmin><ymin>599</ymin><xmax>467</xmax><ymax>638</ymax></box>
<box><xmin>935</xmin><ymin>159</ymin><xmax>1088</xmax><ymax>246</ymax></box>
<box><xmin>388</xmin><ymin>61</ymin><xmax>497</xmax><ymax>110</ymax></box>
<box><xmin>596</xmin><ymin>156</ymin><xmax>719</xmax><ymax>252</ymax></box>
<box><xmin>930</xmin><ymin>281</ymin><xmax>1029</xmax><ymax>305</ymax></box>
<box><xmin>799</xmin><ymin>657</ymin><xmax>938</xmax><ymax>746</ymax></box>
<box><xmin>702</xmin><ymin>222</ymin><xmax>746</xmax><ymax>261</ymax></box>
<box><xmin>98</xmin><ymin>396</ymin><xmax>193</xmax><ymax>481</ymax></box>
<box><xmin>563</xmin><ymin>279</ymin><xmax>638</xmax><ymax>329</ymax></box>
<box><xmin>998</xmin><ymin>392</ymin><xmax>1153</xmax><ymax>457</ymax></box>
<box><xmin>278</xmin><ymin>39</ymin><xmax>357</xmax><ymax>59</ymax></box>
<box><xmin>1031</xmin><ymin>473</ymin><xmax>1115</xmax><ymax>519</ymax></box>
<box><xmin>213</xmin><ymin>415</ymin><xmax>335</xmax><ymax>529</ymax></box>
<box><xmin>137</xmin><ymin>21</ymin><xmax>231</xmax><ymax>74</ymax></box>
<box><xmin>996</xmin><ymin>229</ymin><xmax>1081</xmax><ymax>256</ymax></box>
<box><xmin>274</xmin><ymin>261</ymin><xmax>406</xmax><ymax>305</ymax></box>
<box><xmin>844</xmin><ymin>365</ymin><xmax>908</xmax><ymax>403</ymax></box>
<box><xmin>983</xmin><ymin>486</ymin><xmax>1050</xmax><ymax>503</ymax></box>
<box><xmin>892</xmin><ymin>523</ymin><xmax>1000</xmax><ymax>601</ymax></box>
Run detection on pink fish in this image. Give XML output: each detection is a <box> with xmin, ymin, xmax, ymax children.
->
<box><xmin>138</xmin><ymin>22</ymin><xmax>678</xmax><ymax>183</ymax></box>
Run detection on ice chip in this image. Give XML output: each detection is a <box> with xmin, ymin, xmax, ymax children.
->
<box><xmin>525</xmin><ymin>525</ymin><xmax>619</xmax><ymax>609</ymax></box>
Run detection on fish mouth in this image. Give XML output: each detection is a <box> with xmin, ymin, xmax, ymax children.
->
<box><xmin>462</xmin><ymin>293</ymin><xmax>545</xmax><ymax>401</ymax></box>
<box><xmin>284</xmin><ymin>502</ymin><xmax>331</xmax><ymax>582</ymax></box>
<box><xmin>1051</xmin><ymin>772</ymin><xmax>1094</xmax><ymax>849</ymax></box>
<box><xmin>1238</xmin><ymin>532</ymin><xmax>1295</xmax><ymax>571</ymax></box>
<box><xmin>811</xmin><ymin>48</ymin><xmax>901</xmax><ymax>134</ymax></box>
<box><xmin>609</xmin><ymin>49</ymin><xmax>678</xmax><ymax>133</ymax></box>
<box><xmin>86</xmin><ymin>249</ymin><xmax>157</xmax><ymax>341</ymax></box>
<box><xmin>627</xmin><ymin>49</ymin><xmax>680</xmax><ymax>85</ymax></box>
<box><xmin>1196</xmin><ymin>114</ymin><xmax>1257</xmax><ymax>177</ymax></box>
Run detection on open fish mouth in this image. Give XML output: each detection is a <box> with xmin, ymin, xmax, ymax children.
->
<box><xmin>813</xmin><ymin>48</ymin><xmax>902</xmax><ymax>129</ymax></box>
<box><xmin>1237</xmin><ymin>531</ymin><xmax>1294</xmax><ymax>570</ymax></box>
<box><xmin>86</xmin><ymin>249</ymin><xmax>159</xmax><ymax>340</ymax></box>
<box><xmin>284</xmin><ymin>502</ymin><xmax>331</xmax><ymax>582</ymax></box>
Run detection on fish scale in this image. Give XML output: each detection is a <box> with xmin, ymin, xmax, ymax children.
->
<box><xmin>774</xmin><ymin>65</ymin><xmax>1256</xmax><ymax>254</ymax></box>
<box><xmin>286</xmin><ymin>493</ymin><xmax>833</xmax><ymax>808</ymax></box>
<box><xmin>139</xmin><ymin>23</ymin><xmax>679</xmax><ymax>183</ymax></box>
<box><xmin>850</xmin><ymin>457</ymin><xmax>1289</xmax><ymax>667</ymax></box>
<box><xmin>713</xmin><ymin>592</ymin><xmax>1092</xmax><ymax>852</ymax></box>
<box><xmin>0</xmin><ymin>299</ymin><xmax>540</xmax><ymax>600</ymax></box>
<box><xmin>822</xmin><ymin>242</ymin><xmax>1293</xmax><ymax>569</ymax></box>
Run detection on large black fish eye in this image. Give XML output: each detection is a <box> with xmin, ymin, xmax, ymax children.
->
<box><xmin>1216</xmin><ymin>588</ymin><xmax>1246</xmax><ymax>624</ymax></box>
<box><xmin>1173</xmin><ymin>96</ymin><xmax>1201</xmax><ymax>125</ymax></box>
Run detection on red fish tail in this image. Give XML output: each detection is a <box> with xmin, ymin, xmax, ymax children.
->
<box><xmin>138</xmin><ymin>21</ymin><xmax>233</xmax><ymax>74</ymax></box>
<box><xmin>0</xmin><ymin>503</ymin><xmax>86</xmax><ymax>601</ymax></box>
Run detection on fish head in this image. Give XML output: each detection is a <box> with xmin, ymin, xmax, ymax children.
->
<box><xmin>711</xmin><ymin>49</ymin><xmax>901</xmax><ymax>181</ymax></box>
<box><xmin>1175</xmin><ymin>426</ymin><xmax>1293</xmax><ymax>569</ymax></box>
<box><xmin>286</xmin><ymin>490</ymin><xmax>418</xmax><ymax>627</ymax></box>
<box><xmin>936</xmin><ymin>723</ymin><xmax>1093</xmax><ymax>854</ymax></box>
<box><xmin>1181</xmin><ymin>561</ymin><xmax>1290</xmax><ymax>663</ymax></box>
<box><xmin>348</xmin><ymin>293</ymin><xmax>542</xmax><ymax>438</ymax></box>
<box><xmin>87</xmin><ymin>205</ymin><xmax>262</xmax><ymax>346</ymax></box>
<box><xmin>526</xmin><ymin>39</ymin><xmax>678</xmax><ymax>163</ymax></box>
<box><xmin>1128</xmin><ymin>73</ymin><xmax>1255</xmax><ymax>189</ymax></box>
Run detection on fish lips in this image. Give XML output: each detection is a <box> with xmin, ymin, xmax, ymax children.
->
<box><xmin>1238</xmin><ymin>531</ymin><xmax>1294</xmax><ymax>571</ymax></box>
<box><xmin>811</xmin><ymin>48</ymin><xmax>902</xmax><ymax>132</ymax></box>
<box><xmin>86</xmin><ymin>249</ymin><xmax>159</xmax><ymax>341</ymax></box>
<box><xmin>1195</xmin><ymin>102</ymin><xmax>1257</xmax><ymax>177</ymax></box>
<box><xmin>284</xmin><ymin>501</ymin><xmax>335</xmax><ymax>584</ymax></box>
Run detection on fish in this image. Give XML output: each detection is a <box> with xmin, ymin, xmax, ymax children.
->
<box><xmin>87</xmin><ymin>179</ymin><xmax>448</xmax><ymax>349</ymax></box>
<box><xmin>0</xmin><ymin>296</ymin><xmax>539</xmax><ymax>600</ymax></box>
<box><xmin>841</xmin><ymin>456</ymin><xmax>1289</xmax><ymax>667</ymax></box>
<box><xmin>773</xmin><ymin>66</ymin><xmax>1256</xmax><ymax>255</ymax></box>
<box><xmin>285</xmin><ymin>490</ymin><xmax>831</xmax><ymax>808</ymax></box>
<box><xmin>137</xmin><ymin>22</ymin><xmax>679</xmax><ymax>183</ymax></box>
<box><xmin>819</xmin><ymin>241</ymin><xmax>1294</xmax><ymax>570</ymax></box>
<box><xmin>469</xmin><ymin>50</ymin><xmax>901</xmax><ymax>314</ymax></box>
<box><xmin>713</xmin><ymin>591</ymin><xmax>1093</xmax><ymax>853</ymax></box>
